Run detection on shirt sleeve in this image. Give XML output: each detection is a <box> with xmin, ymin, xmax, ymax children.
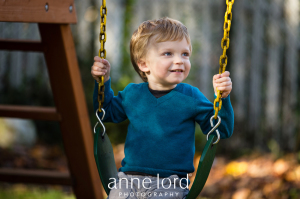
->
<box><xmin>93</xmin><ymin>78</ymin><xmax>128</xmax><ymax>123</ymax></box>
<box><xmin>193</xmin><ymin>87</ymin><xmax>234</xmax><ymax>139</ymax></box>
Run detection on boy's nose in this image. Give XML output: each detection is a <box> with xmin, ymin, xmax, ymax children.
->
<box><xmin>174</xmin><ymin>55</ymin><xmax>183</xmax><ymax>65</ymax></box>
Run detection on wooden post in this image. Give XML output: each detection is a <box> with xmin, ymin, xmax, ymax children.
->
<box><xmin>0</xmin><ymin>1</ymin><xmax>104</xmax><ymax>198</ymax></box>
<box><xmin>38</xmin><ymin>23</ymin><xmax>103</xmax><ymax>199</ymax></box>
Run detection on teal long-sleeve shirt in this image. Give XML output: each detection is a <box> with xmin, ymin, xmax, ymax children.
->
<box><xmin>93</xmin><ymin>79</ymin><xmax>234</xmax><ymax>178</ymax></box>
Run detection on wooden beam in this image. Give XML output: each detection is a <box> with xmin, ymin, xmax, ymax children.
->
<box><xmin>0</xmin><ymin>0</ymin><xmax>77</xmax><ymax>24</ymax></box>
<box><xmin>39</xmin><ymin>24</ymin><xmax>103</xmax><ymax>199</ymax></box>
<box><xmin>0</xmin><ymin>168</ymin><xmax>72</xmax><ymax>185</ymax></box>
<box><xmin>0</xmin><ymin>39</ymin><xmax>43</xmax><ymax>52</ymax></box>
<box><xmin>0</xmin><ymin>105</ymin><xmax>61</xmax><ymax>121</ymax></box>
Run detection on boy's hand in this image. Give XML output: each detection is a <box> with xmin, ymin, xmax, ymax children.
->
<box><xmin>91</xmin><ymin>56</ymin><xmax>111</xmax><ymax>83</ymax></box>
<box><xmin>213</xmin><ymin>71</ymin><xmax>232</xmax><ymax>98</ymax></box>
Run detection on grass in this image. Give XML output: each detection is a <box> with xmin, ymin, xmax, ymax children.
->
<box><xmin>0</xmin><ymin>184</ymin><xmax>75</xmax><ymax>199</ymax></box>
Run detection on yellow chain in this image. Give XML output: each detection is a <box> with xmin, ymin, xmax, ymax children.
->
<box><xmin>98</xmin><ymin>0</ymin><xmax>107</xmax><ymax>112</ymax></box>
<box><xmin>213</xmin><ymin>0</ymin><xmax>234</xmax><ymax>119</ymax></box>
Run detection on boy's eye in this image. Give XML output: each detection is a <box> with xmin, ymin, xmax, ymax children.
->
<box><xmin>182</xmin><ymin>52</ymin><xmax>190</xmax><ymax>57</ymax></box>
<box><xmin>163</xmin><ymin>52</ymin><xmax>172</xmax><ymax>56</ymax></box>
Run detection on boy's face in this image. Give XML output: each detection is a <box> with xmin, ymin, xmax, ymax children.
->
<box><xmin>138</xmin><ymin>37</ymin><xmax>191</xmax><ymax>90</ymax></box>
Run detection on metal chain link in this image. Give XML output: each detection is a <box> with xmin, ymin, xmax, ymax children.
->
<box><xmin>97</xmin><ymin>0</ymin><xmax>107</xmax><ymax>112</ymax></box>
<box><xmin>213</xmin><ymin>0</ymin><xmax>234</xmax><ymax>119</ymax></box>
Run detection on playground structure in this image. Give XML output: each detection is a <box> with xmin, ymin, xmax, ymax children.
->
<box><xmin>0</xmin><ymin>1</ymin><xmax>104</xmax><ymax>198</ymax></box>
<box><xmin>93</xmin><ymin>0</ymin><xmax>234</xmax><ymax>198</ymax></box>
<box><xmin>0</xmin><ymin>0</ymin><xmax>236</xmax><ymax>198</ymax></box>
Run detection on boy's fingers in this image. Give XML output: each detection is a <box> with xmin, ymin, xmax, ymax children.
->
<box><xmin>94</xmin><ymin>62</ymin><xmax>107</xmax><ymax>69</ymax></box>
<box><xmin>216</xmin><ymin>86</ymin><xmax>225</xmax><ymax>91</ymax></box>
<box><xmin>216</xmin><ymin>86</ymin><xmax>232</xmax><ymax>92</ymax></box>
<box><xmin>213</xmin><ymin>74</ymin><xmax>222</xmax><ymax>80</ymax></box>
<box><xmin>94</xmin><ymin>56</ymin><xmax>101</xmax><ymax>62</ymax></box>
<box><xmin>221</xmin><ymin>91</ymin><xmax>230</xmax><ymax>98</ymax></box>
<box><xmin>221</xmin><ymin>71</ymin><xmax>230</xmax><ymax>77</ymax></box>
<box><xmin>95</xmin><ymin>68</ymin><xmax>107</xmax><ymax>73</ymax></box>
<box><xmin>91</xmin><ymin>65</ymin><xmax>98</xmax><ymax>71</ymax></box>
<box><xmin>101</xmin><ymin>59</ymin><xmax>110</xmax><ymax>66</ymax></box>
<box><xmin>216</xmin><ymin>81</ymin><xmax>232</xmax><ymax>87</ymax></box>
<box><xmin>217</xmin><ymin>83</ymin><xmax>232</xmax><ymax>89</ymax></box>
<box><xmin>93</xmin><ymin>71</ymin><xmax>107</xmax><ymax>76</ymax></box>
<box><xmin>93</xmin><ymin>56</ymin><xmax>110</xmax><ymax>66</ymax></box>
<box><xmin>215</xmin><ymin>77</ymin><xmax>231</xmax><ymax>83</ymax></box>
<box><xmin>91</xmin><ymin>65</ymin><xmax>102</xmax><ymax>72</ymax></box>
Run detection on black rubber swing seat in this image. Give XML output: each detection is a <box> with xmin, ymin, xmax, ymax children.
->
<box><xmin>94</xmin><ymin>126</ymin><xmax>217</xmax><ymax>199</ymax></box>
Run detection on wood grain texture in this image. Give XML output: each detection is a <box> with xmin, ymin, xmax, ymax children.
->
<box><xmin>0</xmin><ymin>168</ymin><xmax>72</xmax><ymax>185</ymax></box>
<box><xmin>0</xmin><ymin>39</ymin><xmax>43</xmax><ymax>52</ymax></box>
<box><xmin>39</xmin><ymin>23</ymin><xmax>103</xmax><ymax>199</ymax></box>
<box><xmin>0</xmin><ymin>0</ymin><xmax>77</xmax><ymax>23</ymax></box>
<box><xmin>0</xmin><ymin>105</ymin><xmax>61</xmax><ymax>121</ymax></box>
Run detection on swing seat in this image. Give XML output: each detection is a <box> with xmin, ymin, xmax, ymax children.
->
<box><xmin>94</xmin><ymin>125</ymin><xmax>217</xmax><ymax>198</ymax></box>
<box><xmin>94</xmin><ymin>127</ymin><xmax>118</xmax><ymax>195</ymax></box>
<box><xmin>185</xmin><ymin>134</ymin><xmax>217</xmax><ymax>199</ymax></box>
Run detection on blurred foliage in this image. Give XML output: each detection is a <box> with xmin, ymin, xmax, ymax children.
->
<box><xmin>1</xmin><ymin>0</ymin><xmax>299</xmax><ymax>157</ymax></box>
<box><xmin>0</xmin><ymin>184</ymin><xmax>74</xmax><ymax>199</ymax></box>
<box><xmin>0</xmin><ymin>56</ymin><xmax>62</xmax><ymax>145</ymax></box>
<box><xmin>110</xmin><ymin>145</ymin><xmax>300</xmax><ymax>199</ymax></box>
<box><xmin>0</xmin><ymin>140</ymin><xmax>299</xmax><ymax>199</ymax></box>
<box><xmin>0</xmin><ymin>144</ymin><xmax>68</xmax><ymax>170</ymax></box>
<box><xmin>1</xmin><ymin>1</ymin><xmax>300</xmax><ymax>198</ymax></box>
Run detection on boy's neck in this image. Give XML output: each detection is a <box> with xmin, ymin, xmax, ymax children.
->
<box><xmin>148</xmin><ymin>82</ymin><xmax>177</xmax><ymax>91</ymax></box>
<box><xmin>148</xmin><ymin>86</ymin><xmax>173</xmax><ymax>92</ymax></box>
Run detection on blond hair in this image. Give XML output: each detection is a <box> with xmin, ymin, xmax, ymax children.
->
<box><xmin>130</xmin><ymin>17</ymin><xmax>192</xmax><ymax>82</ymax></box>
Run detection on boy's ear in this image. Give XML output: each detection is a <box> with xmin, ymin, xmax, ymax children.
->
<box><xmin>137</xmin><ymin>59</ymin><xmax>150</xmax><ymax>73</ymax></box>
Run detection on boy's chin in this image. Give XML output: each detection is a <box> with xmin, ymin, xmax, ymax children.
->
<box><xmin>170</xmin><ymin>79</ymin><xmax>185</xmax><ymax>84</ymax></box>
<box><xmin>165</xmin><ymin>81</ymin><xmax>182</xmax><ymax>88</ymax></box>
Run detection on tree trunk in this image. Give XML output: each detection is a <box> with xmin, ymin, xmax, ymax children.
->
<box><xmin>197</xmin><ymin>0</ymin><xmax>212</xmax><ymax>99</ymax></box>
<box><xmin>265</xmin><ymin>0</ymin><xmax>283</xmax><ymax>145</ymax></box>
<box><xmin>282</xmin><ymin>0</ymin><xmax>299</xmax><ymax>151</ymax></box>
<box><xmin>249</xmin><ymin>0</ymin><xmax>264</xmax><ymax>147</ymax></box>
<box><xmin>232</xmin><ymin>0</ymin><xmax>247</xmax><ymax>122</ymax></box>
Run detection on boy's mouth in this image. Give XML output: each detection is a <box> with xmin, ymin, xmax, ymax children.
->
<box><xmin>170</xmin><ymin>69</ymin><xmax>184</xmax><ymax>72</ymax></box>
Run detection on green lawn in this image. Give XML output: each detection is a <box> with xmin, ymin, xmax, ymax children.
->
<box><xmin>0</xmin><ymin>185</ymin><xmax>75</xmax><ymax>199</ymax></box>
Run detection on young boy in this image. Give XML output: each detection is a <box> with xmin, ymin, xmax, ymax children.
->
<box><xmin>91</xmin><ymin>17</ymin><xmax>234</xmax><ymax>199</ymax></box>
